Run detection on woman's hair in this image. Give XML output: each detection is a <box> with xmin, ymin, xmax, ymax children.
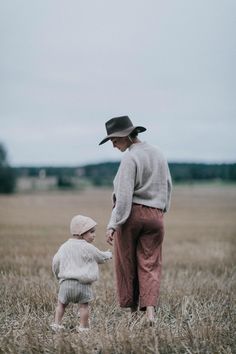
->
<box><xmin>129</xmin><ymin>129</ymin><xmax>139</xmax><ymax>139</ymax></box>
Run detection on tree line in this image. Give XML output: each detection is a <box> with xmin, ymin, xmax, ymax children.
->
<box><xmin>0</xmin><ymin>144</ymin><xmax>16</xmax><ymax>193</ymax></box>
<box><xmin>0</xmin><ymin>143</ymin><xmax>235</xmax><ymax>193</ymax></box>
<box><xmin>13</xmin><ymin>161</ymin><xmax>236</xmax><ymax>188</ymax></box>
<box><xmin>79</xmin><ymin>161</ymin><xmax>236</xmax><ymax>186</ymax></box>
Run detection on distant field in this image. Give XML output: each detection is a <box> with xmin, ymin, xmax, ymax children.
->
<box><xmin>0</xmin><ymin>185</ymin><xmax>235</xmax><ymax>353</ymax></box>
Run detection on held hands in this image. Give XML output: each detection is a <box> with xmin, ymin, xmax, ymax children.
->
<box><xmin>106</xmin><ymin>228</ymin><xmax>115</xmax><ymax>246</ymax></box>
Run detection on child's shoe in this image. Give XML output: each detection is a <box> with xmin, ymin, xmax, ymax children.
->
<box><xmin>76</xmin><ymin>325</ymin><xmax>90</xmax><ymax>332</ymax></box>
<box><xmin>50</xmin><ymin>323</ymin><xmax>65</xmax><ymax>332</ymax></box>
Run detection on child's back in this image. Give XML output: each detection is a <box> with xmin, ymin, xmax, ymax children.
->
<box><xmin>53</xmin><ymin>238</ymin><xmax>112</xmax><ymax>284</ymax></box>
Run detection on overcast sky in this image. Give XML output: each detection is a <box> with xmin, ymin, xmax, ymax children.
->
<box><xmin>0</xmin><ymin>0</ymin><xmax>235</xmax><ymax>166</ymax></box>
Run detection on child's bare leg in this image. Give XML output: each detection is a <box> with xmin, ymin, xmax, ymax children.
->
<box><xmin>55</xmin><ymin>300</ymin><xmax>67</xmax><ymax>325</ymax></box>
<box><xmin>79</xmin><ymin>303</ymin><xmax>89</xmax><ymax>328</ymax></box>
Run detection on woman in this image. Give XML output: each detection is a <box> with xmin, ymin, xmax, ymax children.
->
<box><xmin>99</xmin><ymin>115</ymin><xmax>172</xmax><ymax>323</ymax></box>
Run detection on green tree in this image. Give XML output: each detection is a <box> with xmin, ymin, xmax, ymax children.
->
<box><xmin>0</xmin><ymin>143</ymin><xmax>16</xmax><ymax>193</ymax></box>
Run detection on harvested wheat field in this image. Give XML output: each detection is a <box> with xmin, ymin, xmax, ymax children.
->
<box><xmin>0</xmin><ymin>184</ymin><xmax>235</xmax><ymax>354</ymax></box>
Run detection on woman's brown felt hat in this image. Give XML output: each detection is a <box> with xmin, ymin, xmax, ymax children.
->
<box><xmin>99</xmin><ymin>116</ymin><xmax>146</xmax><ymax>145</ymax></box>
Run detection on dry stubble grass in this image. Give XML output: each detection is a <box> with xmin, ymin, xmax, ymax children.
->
<box><xmin>0</xmin><ymin>185</ymin><xmax>235</xmax><ymax>354</ymax></box>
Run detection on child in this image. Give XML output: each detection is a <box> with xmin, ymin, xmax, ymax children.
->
<box><xmin>51</xmin><ymin>214</ymin><xmax>112</xmax><ymax>332</ymax></box>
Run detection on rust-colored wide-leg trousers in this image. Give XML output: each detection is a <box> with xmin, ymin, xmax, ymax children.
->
<box><xmin>114</xmin><ymin>204</ymin><xmax>164</xmax><ymax>310</ymax></box>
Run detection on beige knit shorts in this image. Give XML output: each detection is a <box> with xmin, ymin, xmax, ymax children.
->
<box><xmin>58</xmin><ymin>279</ymin><xmax>94</xmax><ymax>305</ymax></box>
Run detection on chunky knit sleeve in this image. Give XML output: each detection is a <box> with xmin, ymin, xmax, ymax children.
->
<box><xmin>89</xmin><ymin>244</ymin><xmax>112</xmax><ymax>264</ymax></box>
<box><xmin>107</xmin><ymin>154</ymin><xmax>136</xmax><ymax>230</ymax></box>
<box><xmin>165</xmin><ymin>165</ymin><xmax>172</xmax><ymax>212</ymax></box>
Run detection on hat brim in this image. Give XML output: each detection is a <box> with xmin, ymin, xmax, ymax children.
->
<box><xmin>80</xmin><ymin>220</ymin><xmax>97</xmax><ymax>236</ymax></box>
<box><xmin>99</xmin><ymin>126</ymin><xmax>146</xmax><ymax>145</ymax></box>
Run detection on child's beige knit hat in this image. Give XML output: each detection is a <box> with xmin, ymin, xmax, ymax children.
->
<box><xmin>70</xmin><ymin>215</ymin><xmax>97</xmax><ymax>236</ymax></box>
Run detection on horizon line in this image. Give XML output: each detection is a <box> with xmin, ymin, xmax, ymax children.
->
<box><xmin>11</xmin><ymin>160</ymin><xmax>236</xmax><ymax>168</ymax></box>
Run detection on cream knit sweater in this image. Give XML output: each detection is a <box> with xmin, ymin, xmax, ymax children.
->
<box><xmin>108</xmin><ymin>142</ymin><xmax>172</xmax><ymax>230</ymax></box>
<box><xmin>52</xmin><ymin>239</ymin><xmax>112</xmax><ymax>284</ymax></box>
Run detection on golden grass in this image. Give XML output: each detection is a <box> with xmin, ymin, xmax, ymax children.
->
<box><xmin>0</xmin><ymin>185</ymin><xmax>235</xmax><ymax>353</ymax></box>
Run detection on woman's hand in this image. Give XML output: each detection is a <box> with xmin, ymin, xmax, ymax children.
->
<box><xmin>106</xmin><ymin>229</ymin><xmax>115</xmax><ymax>245</ymax></box>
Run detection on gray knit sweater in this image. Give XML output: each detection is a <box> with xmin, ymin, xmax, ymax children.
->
<box><xmin>52</xmin><ymin>239</ymin><xmax>112</xmax><ymax>284</ymax></box>
<box><xmin>107</xmin><ymin>142</ymin><xmax>172</xmax><ymax>230</ymax></box>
